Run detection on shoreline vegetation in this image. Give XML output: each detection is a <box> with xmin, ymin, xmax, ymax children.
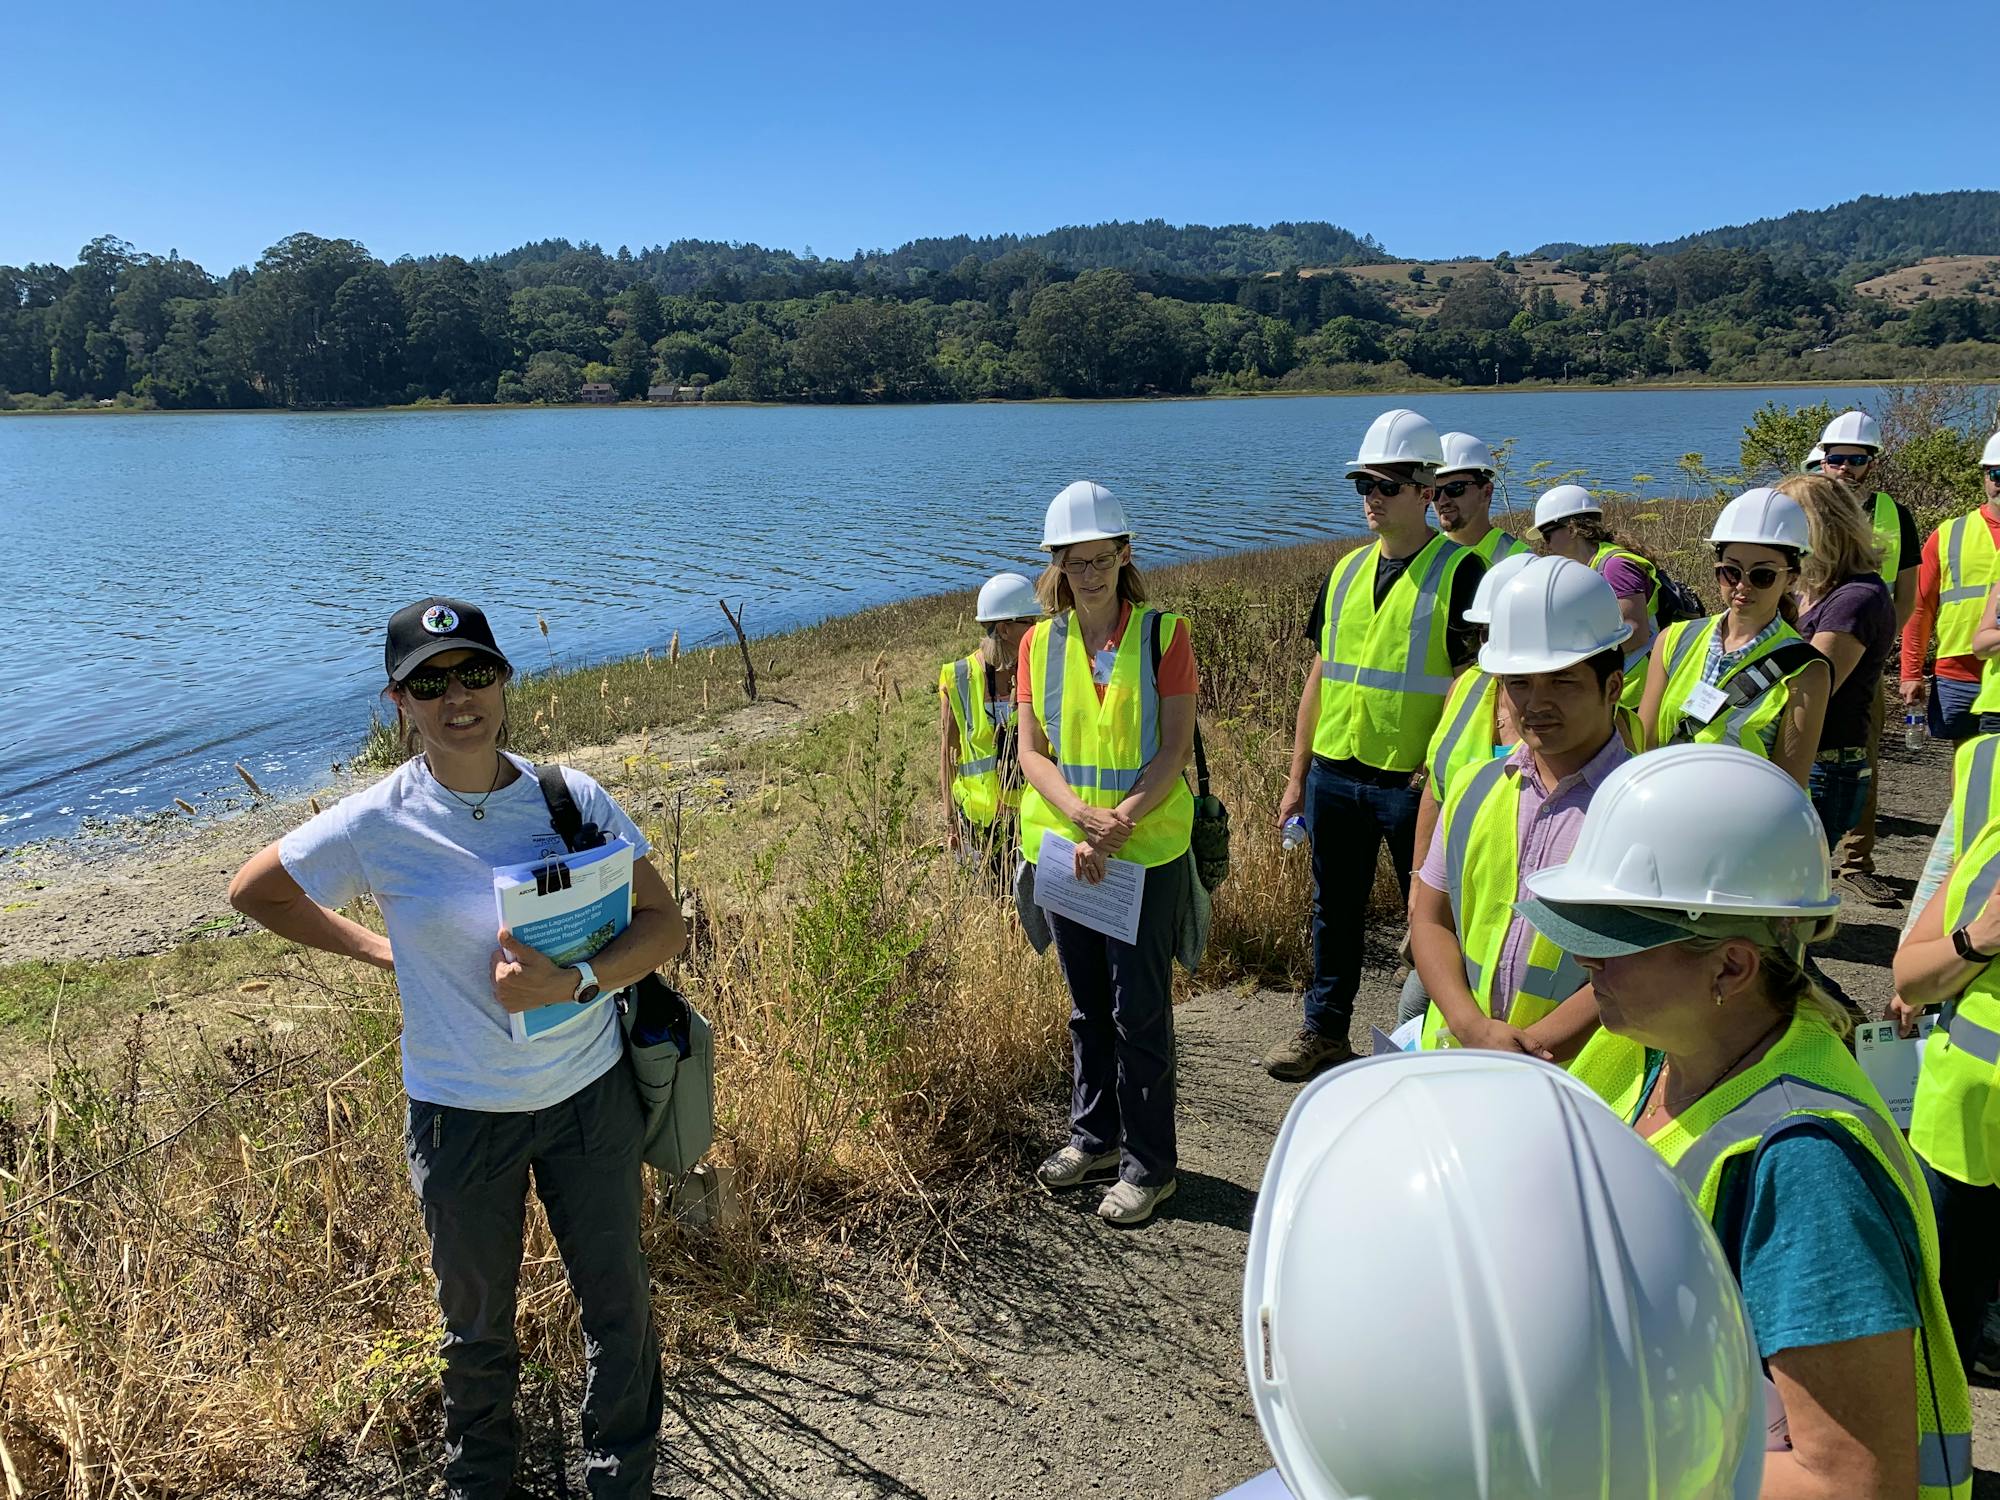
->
<box><xmin>0</xmin><ymin>388</ymin><xmax>1994</xmax><ymax>1494</ymax></box>
<box><xmin>7</xmin><ymin>195</ymin><xmax>2000</xmax><ymax>418</ymax></box>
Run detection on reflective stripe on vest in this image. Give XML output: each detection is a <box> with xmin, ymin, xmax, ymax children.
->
<box><xmin>952</xmin><ymin>660</ymin><xmax>1000</xmax><ymax>776</ymax></box>
<box><xmin>1937</xmin><ymin>513</ymin><xmax>2000</xmax><ymax>660</ymax></box>
<box><xmin>1913</xmin><ymin>827</ymin><xmax>2000</xmax><ymax>1187</ymax></box>
<box><xmin>1873</xmin><ymin>491</ymin><xmax>1902</xmax><ymax>585</ymax></box>
<box><xmin>1583</xmin><ymin>1011</ymin><xmax>1972</xmax><ymax>1500</ymax></box>
<box><xmin>1313</xmin><ymin>535</ymin><xmax>1470</xmax><ymax>771</ymax></box>
<box><xmin>1952</xmin><ymin>736</ymin><xmax>2000</xmax><ymax>856</ymax></box>
<box><xmin>1424</xmin><ymin>754</ymin><xmax>1589</xmax><ymax>1045</ymax></box>
<box><xmin>1018</xmin><ymin>608</ymin><xmax>1194</xmax><ymax>868</ymax></box>
<box><xmin>1426</xmin><ymin>670</ymin><xmax>1498</xmax><ymax>793</ymax></box>
<box><xmin>1472</xmin><ymin>528</ymin><xmax>1526</xmax><ymax>564</ymax></box>
<box><xmin>942</xmin><ymin>654</ymin><xmax>1006</xmax><ymax>825</ymax></box>
<box><xmin>1656</xmin><ymin>615</ymin><xmax>1812</xmax><ymax>757</ymax></box>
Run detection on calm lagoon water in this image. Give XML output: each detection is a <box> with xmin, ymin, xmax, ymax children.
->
<box><xmin>0</xmin><ymin>387</ymin><xmax>1903</xmax><ymax>837</ymax></box>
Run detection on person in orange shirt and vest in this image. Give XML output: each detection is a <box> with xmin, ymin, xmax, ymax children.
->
<box><xmin>1816</xmin><ymin>410</ymin><xmax>1922</xmax><ymax>906</ymax></box>
<box><xmin>938</xmin><ymin>571</ymin><xmax>1041</xmax><ymax>881</ymax></box>
<box><xmin>1018</xmin><ymin>481</ymin><xmax>1198</xmax><ymax>1227</ymax></box>
<box><xmin>1266</xmin><ymin>410</ymin><xmax>1484</xmax><ymax>1080</ymax></box>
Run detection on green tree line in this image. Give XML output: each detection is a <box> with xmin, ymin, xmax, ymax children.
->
<box><xmin>5</xmin><ymin>208</ymin><xmax>1999</xmax><ymax>412</ymax></box>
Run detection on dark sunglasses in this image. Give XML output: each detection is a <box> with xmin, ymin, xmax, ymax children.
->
<box><xmin>1435</xmin><ymin>479</ymin><xmax>1485</xmax><ymax>500</ymax></box>
<box><xmin>1820</xmin><ymin>452</ymin><xmax>1872</xmax><ymax>469</ymax></box>
<box><xmin>1715</xmin><ymin>562</ymin><xmax>1784</xmax><ymax>591</ymax></box>
<box><xmin>1355</xmin><ymin>476</ymin><xmax>1421</xmax><ymax>499</ymax></box>
<box><xmin>1986</xmin><ymin>468</ymin><xmax>2000</xmax><ymax>485</ymax></box>
<box><xmin>399</xmin><ymin>660</ymin><xmax>505</xmax><ymax>700</ymax></box>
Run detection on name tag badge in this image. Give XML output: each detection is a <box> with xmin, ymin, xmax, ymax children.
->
<box><xmin>1683</xmin><ymin>681</ymin><xmax>1729</xmax><ymax>724</ymax></box>
<box><xmin>1093</xmin><ymin>648</ymin><xmax>1117</xmax><ymax>686</ymax></box>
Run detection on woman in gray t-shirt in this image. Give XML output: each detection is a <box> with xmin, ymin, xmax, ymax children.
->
<box><xmin>229</xmin><ymin>596</ymin><xmax>685</xmax><ymax>1499</ymax></box>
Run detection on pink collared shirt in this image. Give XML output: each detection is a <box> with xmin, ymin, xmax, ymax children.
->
<box><xmin>1417</xmin><ymin>732</ymin><xmax>1630</xmax><ymax>1019</ymax></box>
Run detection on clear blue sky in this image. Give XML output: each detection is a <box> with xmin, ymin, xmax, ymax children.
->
<box><xmin>6</xmin><ymin>0</ymin><xmax>1996</xmax><ymax>272</ymax></box>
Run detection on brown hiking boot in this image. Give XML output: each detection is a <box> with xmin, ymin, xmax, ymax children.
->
<box><xmin>1841</xmin><ymin>870</ymin><xmax>1899</xmax><ymax>907</ymax></box>
<box><xmin>1263</xmin><ymin>1028</ymin><xmax>1355</xmax><ymax>1081</ymax></box>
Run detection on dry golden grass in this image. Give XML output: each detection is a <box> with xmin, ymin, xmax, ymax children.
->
<box><xmin>1854</xmin><ymin>256</ymin><xmax>2000</xmax><ymax>309</ymax></box>
<box><xmin>0</xmin><ymin>504</ymin><xmax>1743</xmax><ymax>1496</ymax></box>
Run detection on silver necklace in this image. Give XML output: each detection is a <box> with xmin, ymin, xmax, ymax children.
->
<box><xmin>432</xmin><ymin>755</ymin><xmax>503</xmax><ymax>820</ymax></box>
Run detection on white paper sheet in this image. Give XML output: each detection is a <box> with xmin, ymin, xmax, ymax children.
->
<box><xmin>1852</xmin><ymin>1015</ymin><xmax>1938</xmax><ymax>1128</ymax></box>
<box><xmin>493</xmin><ymin>838</ymin><xmax>634</xmax><ymax>1043</ymax></box>
<box><xmin>1032</xmin><ymin>830</ymin><xmax>1145</xmax><ymax>944</ymax></box>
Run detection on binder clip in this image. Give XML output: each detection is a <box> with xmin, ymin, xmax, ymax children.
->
<box><xmin>534</xmin><ymin>860</ymin><xmax>573</xmax><ymax>897</ymax></box>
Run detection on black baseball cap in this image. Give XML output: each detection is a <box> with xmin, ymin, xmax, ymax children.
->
<box><xmin>384</xmin><ymin>597</ymin><xmax>511</xmax><ymax>682</ymax></box>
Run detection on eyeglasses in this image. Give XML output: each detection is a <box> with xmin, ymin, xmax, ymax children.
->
<box><xmin>1986</xmin><ymin>468</ymin><xmax>2000</xmax><ymax>485</ymax></box>
<box><xmin>400</xmin><ymin>660</ymin><xmax>505</xmax><ymax>700</ymax></box>
<box><xmin>1715</xmin><ymin>562</ymin><xmax>1785</xmax><ymax>591</ymax></box>
<box><xmin>1435</xmin><ymin>479</ymin><xmax>1485</xmax><ymax>500</ymax></box>
<box><xmin>1354</xmin><ymin>477</ymin><xmax>1421</xmax><ymax>499</ymax></box>
<box><xmin>1820</xmin><ymin>452</ymin><xmax>1872</xmax><ymax>470</ymax></box>
<box><xmin>1061</xmin><ymin>549</ymin><xmax>1124</xmax><ymax>578</ymax></box>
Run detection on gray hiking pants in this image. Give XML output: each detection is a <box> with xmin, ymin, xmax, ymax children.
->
<box><xmin>404</xmin><ymin>1057</ymin><xmax>662</xmax><ymax>1500</ymax></box>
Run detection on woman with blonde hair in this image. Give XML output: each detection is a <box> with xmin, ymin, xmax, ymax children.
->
<box><xmin>1017</xmin><ymin>481</ymin><xmax>1197</xmax><ymax>1227</ymax></box>
<box><xmin>1777</xmin><ymin>473</ymin><xmax>1896</xmax><ymax>849</ymax></box>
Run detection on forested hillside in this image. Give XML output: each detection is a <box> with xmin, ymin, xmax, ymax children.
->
<box><xmin>3</xmin><ymin>194</ymin><xmax>1996</xmax><ymax>412</ymax></box>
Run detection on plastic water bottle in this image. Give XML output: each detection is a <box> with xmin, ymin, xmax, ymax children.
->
<box><xmin>1281</xmin><ymin>815</ymin><xmax>1308</xmax><ymax>852</ymax></box>
<box><xmin>1905</xmin><ymin>713</ymin><xmax>1926</xmax><ymax>751</ymax></box>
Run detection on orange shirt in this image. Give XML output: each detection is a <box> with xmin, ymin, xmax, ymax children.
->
<box><xmin>1900</xmin><ymin>510</ymin><xmax>2000</xmax><ymax>683</ymax></box>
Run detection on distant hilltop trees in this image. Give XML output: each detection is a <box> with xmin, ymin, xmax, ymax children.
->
<box><xmin>3</xmin><ymin>194</ymin><xmax>1998</xmax><ymax>411</ymax></box>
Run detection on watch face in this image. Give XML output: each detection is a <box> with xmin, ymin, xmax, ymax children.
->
<box><xmin>576</xmin><ymin>983</ymin><xmax>602</xmax><ymax>1005</ymax></box>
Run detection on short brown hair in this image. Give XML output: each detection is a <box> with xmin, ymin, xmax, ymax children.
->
<box><xmin>1036</xmin><ymin>537</ymin><xmax>1148</xmax><ymax>614</ymax></box>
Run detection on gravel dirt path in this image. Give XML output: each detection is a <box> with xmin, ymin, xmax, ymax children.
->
<box><xmin>25</xmin><ymin>717</ymin><xmax>1999</xmax><ymax>1498</ymax></box>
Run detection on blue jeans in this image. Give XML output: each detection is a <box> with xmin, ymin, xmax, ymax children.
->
<box><xmin>1929</xmin><ymin>675</ymin><xmax>1982</xmax><ymax>742</ymax></box>
<box><xmin>1303</xmin><ymin>759</ymin><xmax>1420</xmax><ymax>1039</ymax></box>
<box><xmin>1809</xmin><ymin>754</ymin><xmax>1872</xmax><ymax>852</ymax></box>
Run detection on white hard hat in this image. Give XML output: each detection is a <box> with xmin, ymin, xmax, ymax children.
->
<box><xmin>1982</xmin><ymin>431</ymin><xmax>2000</xmax><ymax>468</ymax></box>
<box><xmin>1525</xmin><ymin>743</ymin><xmax>1839</xmax><ymax>919</ymax></box>
<box><xmin>1803</xmin><ymin>444</ymin><xmax>1825</xmax><ymax>471</ymax></box>
<box><xmin>1246</xmin><ymin>1050</ymin><xmax>1762</xmax><ymax>1500</ymax></box>
<box><xmin>1818</xmin><ymin>409</ymin><xmax>1882</xmax><ymax>453</ymax></box>
<box><xmin>1532</xmin><ymin>483</ymin><xmax>1599</xmax><ymax>531</ymax></box>
<box><xmin>1710</xmin><ymin>487</ymin><xmax>1811</xmax><ymax>555</ymax></box>
<box><xmin>1345</xmin><ymin>408</ymin><xmax>1444</xmax><ymax>478</ymax></box>
<box><xmin>1463</xmin><ymin>549</ymin><xmax>1537</xmax><ymax>626</ymax></box>
<box><xmin>1040</xmin><ymin>481</ymin><xmax>1129</xmax><ymax>551</ymax></box>
<box><xmin>974</xmin><ymin>571</ymin><xmax>1040</xmax><ymax>623</ymax></box>
<box><xmin>1436</xmin><ymin>431</ymin><xmax>1495</xmax><ymax>478</ymax></box>
<box><xmin>1479</xmin><ymin>555</ymin><xmax>1633</xmax><ymax>674</ymax></box>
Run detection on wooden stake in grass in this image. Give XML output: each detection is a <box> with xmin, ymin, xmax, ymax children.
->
<box><xmin>234</xmin><ymin>763</ymin><xmax>265</xmax><ymax>799</ymax></box>
<box><xmin>718</xmin><ymin>598</ymin><xmax>757</xmax><ymax>701</ymax></box>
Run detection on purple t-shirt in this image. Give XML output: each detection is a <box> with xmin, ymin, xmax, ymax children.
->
<box><xmin>1799</xmin><ymin>577</ymin><xmax>1896</xmax><ymax>751</ymax></box>
<box><xmin>1599</xmin><ymin>555</ymin><xmax>1652</xmax><ymax>601</ymax></box>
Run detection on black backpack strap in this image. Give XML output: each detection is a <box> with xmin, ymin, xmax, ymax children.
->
<box><xmin>1722</xmin><ymin>639</ymin><xmax>1823</xmax><ymax>711</ymax></box>
<box><xmin>1150</xmin><ymin>611</ymin><xmax>1211</xmax><ymax>798</ymax></box>
<box><xmin>533</xmin><ymin>763</ymin><xmax>605</xmax><ymax>852</ymax></box>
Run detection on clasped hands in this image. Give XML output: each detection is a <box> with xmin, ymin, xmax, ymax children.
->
<box><xmin>1070</xmin><ymin>803</ymin><xmax>1136</xmax><ymax>885</ymax></box>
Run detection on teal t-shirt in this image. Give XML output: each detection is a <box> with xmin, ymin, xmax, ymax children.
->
<box><xmin>1632</xmin><ymin>1052</ymin><xmax>1920</xmax><ymax>1358</ymax></box>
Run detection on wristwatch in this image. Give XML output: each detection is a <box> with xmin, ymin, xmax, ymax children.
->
<box><xmin>570</xmin><ymin>960</ymin><xmax>602</xmax><ymax>1004</ymax></box>
<box><xmin>1951</xmin><ymin>926</ymin><xmax>1997</xmax><ymax>965</ymax></box>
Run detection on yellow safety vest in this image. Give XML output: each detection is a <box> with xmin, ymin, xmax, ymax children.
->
<box><xmin>1312</xmin><ymin>534</ymin><xmax>1476</xmax><ymax>773</ymax></box>
<box><xmin>1575</xmin><ymin>1009</ymin><xmax>1972</xmax><ymax>1500</ymax></box>
<box><xmin>1873</xmin><ymin>491</ymin><xmax>1903</xmax><ymax>586</ymax></box>
<box><xmin>1419</xmin><ymin>755</ymin><xmax>1645</xmax><ymax>1097</ymax></box>
<box><xmin>1652</xmin><ymin>615</ymin><xmax>1818</xmax><ymax>759</ymax></box>
<box><xmin>1593</xmin><ymin>543</ymin><xmax>1660</xmax><ymax>710</ymax></box>
<box><xmin>1019</xmin><ymin>607</ymin><xmax>1193</xmax><ymax>869</ymax></box>
<box><xmin>1935</xmin><ymin>511</ymin><xmax>2000</xmax><ymax>661</ymax></box>
<box><xmin>938</xmin><ymin>652</ymin><xmax>1017</xmax><ymax>828</ymax></box>
<box><xmin>1469</xmin><ymin>527</ymin><xmax>1527</xmax><ymax>565</ymax></box>
<box><xmin>1911</xmin><ymin>738</ymin><xmax>2000</xmax><ymax>1188</ymax></box>
<box><xmin>1424</xmin><ymin>669</ymin><xmax>1501</xmax><ymax>798</ymax></box>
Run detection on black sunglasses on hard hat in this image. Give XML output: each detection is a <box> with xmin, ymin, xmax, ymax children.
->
<box><xmin>399</xmin><ymin>660</ymin><xmax>506</xmax><ymax>700</ymax></box>
<box><xmin>1355</xmin><ymin>476</ymin><xmax>1420</xmax><ymax>499</ymax></box>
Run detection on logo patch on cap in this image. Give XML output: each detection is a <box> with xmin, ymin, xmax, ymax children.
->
<box><xmin>421</xmin><ymin>605</ymin><xmax>459</xmax><ymax>635</ymax></box>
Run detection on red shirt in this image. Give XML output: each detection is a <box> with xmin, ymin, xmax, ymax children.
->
<box><xmin>1017</xmin><ymin>601</ymin><xmax>1198</xmax><ymax>704</ymax></box>
<box><xmin>1900</xmin><ymin>510</ymin><xmax>2000</xmax><ymax>683</ymax></box>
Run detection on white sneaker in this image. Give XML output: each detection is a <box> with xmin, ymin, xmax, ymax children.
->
<box><xmin>1097</xmin><ymin>1177</ymin><xmax>1177</xmax><ymax>1226</ymax></box>
<box><xmin>1036</xmin><ymin>1144</ymin><xmax>1120</xmax><ymax>1191</ymax></box>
